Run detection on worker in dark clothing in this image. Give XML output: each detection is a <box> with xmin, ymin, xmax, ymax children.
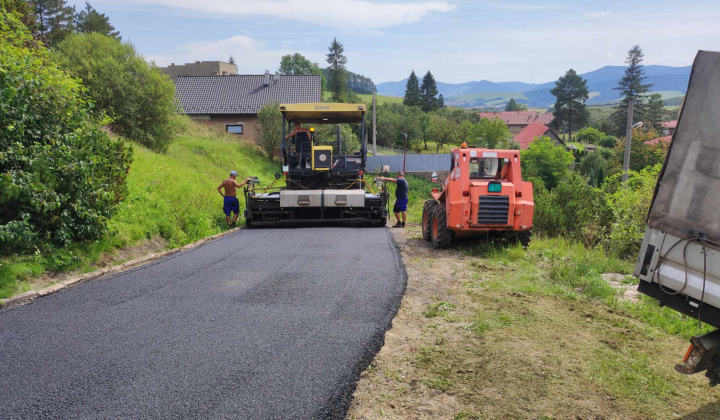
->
<box><xmin>377</xmin><ymin>172</ymin><xmax>408</xmax><ymax>228</ymax></box>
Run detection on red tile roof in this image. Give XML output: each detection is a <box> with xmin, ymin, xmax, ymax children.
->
<box><xmin>645</xmin><ymin>135</ymin><xmax>672</xmax><ymax>146</ymax></box>
<box><xmin>660</xmin><ymin>120</ymin><xmax>677</xmax><ymax>129</ymax></box>
<box><xmin>513</xmin><ymin>122</ymin><xmax>553</xmax><ymax>149</ymax></box>
<box><xmin>478</xmin><ymin>111</ymin><xmax>554</xmax><ymax>126</ymax></box>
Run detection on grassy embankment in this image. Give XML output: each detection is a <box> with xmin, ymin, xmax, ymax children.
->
<box><xmin>350</xmin><ymin>227</ymin><xmax>720</xmax><ymax>418</ymax></box>
<box><xmin>352</xmin><ymin>174</ymin><xmax>720</xmax><ymax>418</ymax></box>
<box><xmin>0</xmin><ymin>121</ymin><xmax>280</xmax><ymax>300</ymax></box>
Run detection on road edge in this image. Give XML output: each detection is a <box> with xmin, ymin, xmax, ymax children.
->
<box><xmin>0</xmin><ymin>228</ymin><xmax>243</xmax><ymax>309</ymax></box>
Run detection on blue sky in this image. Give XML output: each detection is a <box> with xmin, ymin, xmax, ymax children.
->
<box><xmin>68</xmin><ymin>0</ymin><xmax>720</xmax><ymax>84</ymax></box>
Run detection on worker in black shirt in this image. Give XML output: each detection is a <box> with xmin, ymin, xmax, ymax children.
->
<box><xmin>377</xmin><ymin>172</ymin><xmax>408</xmax><ymax>228</ymax></box>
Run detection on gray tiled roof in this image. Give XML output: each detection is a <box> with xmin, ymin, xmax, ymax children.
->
<box><xmin>175</xmin><ymin>74</ymin><xmax>321</xmax><ymax>115</ymax></box>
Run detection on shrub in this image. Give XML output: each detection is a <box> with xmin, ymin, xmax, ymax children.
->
<box><xmin>576</xmin><ymin>127</ymin><xmax>604</xmax><ymax>144</ymax></box>
<box><xmin>521</xmin><ymin>136</ymin><xmax>575</xmax><ymax>190</ymax></box>
<box><xmin>52</xmin><ymin>33</ymin><xmax>177</xmax><ymax>152</ymax></box>
<box><xmin>579</xmin><ymin>151</ymin><xmax>608</xmax><ymax>186</ymax></box>
<box><xmin>0</xmin><ymin>7</ymin><xmax>132</xmax><ymax>253</ymax></box>
<box><xmin>599</xmin><ymin>135</ymin><xmax>619</xmax><ymax>148</ymax></box>
<box><xmin>605</xmin><ymin>164</ymin><xmax>661</xmax><ymax>258</ymax></box>
<box><xmin>256</xmin><ymin>102</ymin><xmax>282</xmax><ymax>159</ymax></box>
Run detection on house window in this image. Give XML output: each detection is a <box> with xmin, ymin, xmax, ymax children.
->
<box><xmin>226</xmin><ymin>124</ymin><xmax>244</xmax><ymax>134</ymax></box>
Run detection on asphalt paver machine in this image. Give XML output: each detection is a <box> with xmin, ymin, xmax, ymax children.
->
<box><xmin>244</xmin><ymin>103</ymin><xmax>388</xmax><ymax>227</ymax></box>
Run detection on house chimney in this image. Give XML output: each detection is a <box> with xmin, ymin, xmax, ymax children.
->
<box><xmin>264</xmin><ymin>70</ymin><xmax>270</xmax><ymax>86</ymax></box>
<box><xmin>171</xmin><ymin>63</ymin><xmax>175</xmax><ymax>66</ymax></box>
<box><xmin>273</xmin><ymin>74</ymin><xmax>280</xmax><ymax>84</ymax></box>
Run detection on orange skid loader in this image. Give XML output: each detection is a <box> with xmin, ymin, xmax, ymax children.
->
<box><xmin>422</xmin><ymin>145</ymin><xmax>534</xmax><ymax>249</ymax></box>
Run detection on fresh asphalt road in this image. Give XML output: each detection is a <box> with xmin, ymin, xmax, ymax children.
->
<box><xmin>0</xmin><ymin>228</ymin><xmax>406</xmax><ymax>419</ymax></box>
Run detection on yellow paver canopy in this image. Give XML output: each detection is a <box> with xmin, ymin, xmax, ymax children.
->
<box><xmin>280</xmin><ymin>103</ymin><xmax>365</xmax><ymax>124</ymax></box>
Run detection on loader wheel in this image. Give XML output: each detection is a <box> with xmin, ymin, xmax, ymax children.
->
<box><xmin>431</xmin><ymin>205</ymin><xmax>452</xmax><ymax>249</ymax></box>
<box><xmin>517</xmin><ymin>230</ymin><xmax>532</xmax><ymax>249</ymax></box>
<box><xmin>422</xmin><ymin>200</ymin><xmax>438</xmax><ymax>241</ymax></box>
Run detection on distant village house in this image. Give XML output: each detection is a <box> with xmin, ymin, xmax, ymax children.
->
<box><xmin>512</xmin><ymin>122</ymin><xmax>564</xmax><ymax>150</ymax></box>
<box><xmin>160</xmin><ymin>61</ymin><xmax>238</xmax><ymax>81</ymax></box>
<box><xmin>478</xmin><ymin>111</ymin><xmax>554</xmax><ymax>134</ymax></box>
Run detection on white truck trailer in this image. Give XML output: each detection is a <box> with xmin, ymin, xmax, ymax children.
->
<box><xmin>635</xmin><ymin>50</ymin><xmax>720</xmax><ymax>385</ymax></box>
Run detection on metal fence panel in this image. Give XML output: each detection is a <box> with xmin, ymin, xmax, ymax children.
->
<box><xmin>366</xmin><ymin>154</ymin><xmax>451</xmax><ymax>173</ymax></box>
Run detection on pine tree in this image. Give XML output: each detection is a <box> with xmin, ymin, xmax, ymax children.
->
<box><xmin>438</xmin><ymin>94</ymin><xmax>445</xmax><ymax>108</ymax></box>
<box><xmin>505</xmin><ymin>98</ymin><xmax>519</xmax><ymax>111</ymax></box>
<box><xmin>646</xmin><ymin>93</ymin><xmax>664</xmax><ymax>130</ymax></box>
<box><xmin>228</xmin><ymin>55</ymin><xmax>236</xmax><ymax>65</ymax></box>
<box><xmin>34</xmin><ymin>0</ymin><xmax>76</xmax><ymax>47</ymax></box>
<box><xmin>76</xmin><ymin>2</ymin><xmax>120</xmax><ymax>39</ymax></box>
<box><xmin>550</xmin><ymin>69</ymin><xmax>589</xmax><ymax>142</ymax></box>
<box><xmin>612</xmin><ymin>45</ymin><xmax>653</xmax><ymax>135</ymax></box>
<box><xmin>419</xmin><ymin>71</ymin><xmax>439</xmax><ymax>112</ymax></box>
<box><xmin>403</xmin><ymin>71</ymin><xmax>421</xmax><ymax>107</ymax></box>
<box><xmin>326</xmin><ymin>38</ymin><xmax>348</xmax><ymax>102</ymax></box>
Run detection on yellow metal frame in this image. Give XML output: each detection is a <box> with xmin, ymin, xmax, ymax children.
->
<box><xmin>312</xmin><ymin>145</ymin><xmax>333</xmax><ymax>171</ymax></box>
<box><xmin>280</xmin><ymin>103</ymin><xmax>365</xmax><ymax>124</ymax></box>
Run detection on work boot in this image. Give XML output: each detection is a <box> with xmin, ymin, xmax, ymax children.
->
<box><xmin>392</xmin><ymin>221</ymin><xmax>403</xmax><ymax>228</ymax></box>
<box><xmin>231</xmin><ymin>221</ymin><xmax>236</xmax><ymax>229</ymax></box>
<box><xmin>402</xmin><ymin>222</ymin><xmax>406</xmax><ymax>228</ymax></box>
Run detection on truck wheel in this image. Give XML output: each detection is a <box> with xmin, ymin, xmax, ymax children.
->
<box><xmin>517</xmin><ymin>230</ymin><xmax>531</xmax><ymax>249</ymax></box>
<box><xmin>422</xmin><ymin>200</ymin><xmax>437</xmax><ymax>241</ymax></box>
<box><xmin>431</xmin><ymin>205</ymin><xmax>452</xmax><ymax>249</ymax></box>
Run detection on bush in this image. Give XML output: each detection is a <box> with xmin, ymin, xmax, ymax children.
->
<box><xmin>599</xmin><ymin>135</ymin><xmax>619</xmax><ymax>148</ymax></box>
<box><xmin>520</xmin><ymin>136</ymin><xmax>575</xmax><ymax>190</ymax></box>
<box><xmin>575</xmin><ymin>127</ymin><xmax>604</xmax><ymax>144</ymax></box>
<box><xmin>604</xmin><ymin>164</ymin><xmax>661</xmax><ymax>258</ymax></box>
<box><xmin>256</xmin><ymin>102</ymin><xmax>282</xmax><ymax>159</ymax></box>
<box><xmin>52</xmin><ymin>33</ymin><xmax>177</xmax><ymax>152</ymax></box>
<box><xmin>579</xmin><ymin>151</ymin><xmax>608</xmax><ymax>186</ymax></box>
<box><xmin>0</xmin><ymin>7</ymin><xmax>132</xmax><ymax>253</ymax></box>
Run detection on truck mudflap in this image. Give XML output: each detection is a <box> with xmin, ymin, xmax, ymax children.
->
<box><xmin>675</xmin><ymin>329</ymin><xmax>720</xmax><ymax>386</ymax></box>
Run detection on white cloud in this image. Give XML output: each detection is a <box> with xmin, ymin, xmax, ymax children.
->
<box><xmin>131</xmin><ymin>0</ymin><xmax>456</xmax><ymax>29</ymax></box>
<box><xmin>605</xmin><ymin>53</ymin><xmax>615</xmax><ymax>59</ymax></box>
<box><xmin>144</xmin><ymin>35</ymin><xmax>325</xmax><ymax>72</ymax></box>
<box><xmin>585</xmin><ymin>10</ymin><xmax>611</xmax><ymax>19</ymax></box>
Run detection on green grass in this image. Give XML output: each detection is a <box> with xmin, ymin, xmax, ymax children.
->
<box><xmin>0</xmin><ymin>120</ymin><xmax>280</xmax><ymax>300</ymax></box>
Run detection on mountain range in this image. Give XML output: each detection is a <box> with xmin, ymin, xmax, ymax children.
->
<box><xmin>376</xmin><ymin>65</ymin><xmax>691</xmax><ymax>109</ymax></box>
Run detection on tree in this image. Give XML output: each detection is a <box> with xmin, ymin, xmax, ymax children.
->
<box><xmin>420</xmin><ymin>71</ymin><xmax>439</xmax><ymax>112</ymax></box>
<box><xmin>1</xmin><ymin>6</ymin><xmax>132</xmax><ymax>252</ymax></box>
<box><xmin>506</xmin><ymin>98</ymin><xmax>519</xmax><ymax>111</ymax></box>
<box><xmin>575</xmin><ymin>127</ymin><xmax>604</xmax><ymax>144</ymax></box>
<box><xmin>477</xmin><ymin>117</ymin><xmax>512</xmax><ymax>149</ymax></box>
<box><xmin>33</xmin><ymin>0</ymin><xmax>75</xmax><ymax>47</ymax></box>
<box><xmin>579</xmin><ymin>152</ymin><xmax>608</xmax><ymax>186</ymax></box>
<box><xmin>520</xmin><ymin>136</ymin><xmax>575</xmax><ymax>190</ymax></box>
<box><xmin>403</xmin><ymin>71</ymin><xmax>421</xmax><ymax>107</ymax></box>
<box><xmin>278</xmin><ymin>53</ymin><xmax>326</xmax><ymax>91</ymax></box>
<box><xmin>228</xmin><ymin>55</ymin><xmax>236</xmax><ymax>65</ymax></box>
<box><xmin>256</xmin><ymin>102</ymin><xmax>283</xmax><ymax>159</ymax></box>
<box><xmin>75</xmin><ymin>2</ymin><xmax>119</xmax><ymax>39</ymax></box>
<box><xmin>375</xmin><ymin>103</ymin><xmax>427</xmax><ymax>150</ymax></box>
<box><xmin>438</xmin><ymin>94</ymin><xmax>445</xmax><ymax>108</ymax></box>
<box><xmin>53</xmin><ymin>33</ymin><xmax>178</xmax><ymax>151</ymax></box>
<box><xmin>426</xmin><ymin>113</ymin><xmax>458</xmax><ymax>152</ymax></box>
<box><xmin>612</xmin><ymin>45</ymin><xmax>653</xmax><ymax>135</ymax></box>
<box><xmin>3</xmin><ymin>0</ymin><xmax>38</xmax><ymax>37</ymax></box>
<box><xmin>550</xmin><ymin>69</ymin><xmax>589</xmax><ymax>142</ymax></box>
<box><xmin>326</xmin><ymin>38</ymin><xmax>348</xmax><ymax>102</ymax></box>
<box><xmin>646</xmin><ymin>93</ymin><xmax>664</xmax><ymax>130</ymax></box>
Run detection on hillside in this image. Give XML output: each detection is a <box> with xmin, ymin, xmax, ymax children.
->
<box><xmin>377</xmin><ymin>65</ymin><xmax>691</xmax><ymax>108</ymax></box>
<box><xmin>0</xmin><ymin>121</ymin><xmax>280</xmax><ymax>299</ymax></box>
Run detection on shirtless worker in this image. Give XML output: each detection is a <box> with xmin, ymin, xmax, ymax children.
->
<box><xmin>376</xmin><ymin>172</ymin><xmax>409</xmax><ymax>228</ymax></box>
<box><xmin>217</xmin><ymin>171</ymin><xmax>253</xmax><ymax>228</ymax></box>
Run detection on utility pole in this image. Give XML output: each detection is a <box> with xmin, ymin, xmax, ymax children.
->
<box><xmin>372</xmin><ymin>92</ymin><xmax>377</xmax><ymax>156</ymax></box>
<box><xmin>402</xmin><ymin>133</ymin><xmax>408</xmax><ymax>173</ymax></box>
<box><xmin>622</xmin><ymin>98</ymin><xmax>634</xmax><ymax>183</ymax></box>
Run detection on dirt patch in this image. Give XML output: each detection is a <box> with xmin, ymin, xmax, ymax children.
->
<box><xmin>348</xmin><ymin>227</ymin><xmax>720</xmax><ymax>419</ymax></box>
<box><xmin>602</xmin><ymin>273</ymin><xmax>640</xmax><ymax>303</ymax></box>
<box><xmin>27</xmin><ymin>237</ymin><xmax>168</xmax><ymax>291</ymax></box>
